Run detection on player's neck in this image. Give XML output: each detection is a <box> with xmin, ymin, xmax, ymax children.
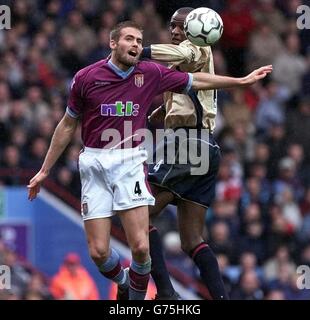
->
<box><xmin>110</xmin><ymin>56</ymin><xmax>131</xmax><ymax>72</ymax></box>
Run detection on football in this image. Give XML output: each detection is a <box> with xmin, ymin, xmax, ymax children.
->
<box><xmin>184</xmin><ymin>7</ymin><xmax>224</xmax><ymax>47</ymax></box>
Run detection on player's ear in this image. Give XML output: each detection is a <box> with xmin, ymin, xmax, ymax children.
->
<box><xmin>110</xmin><ymin>39</ymin><xmax>117</xmax><ymax>50</ymax></box>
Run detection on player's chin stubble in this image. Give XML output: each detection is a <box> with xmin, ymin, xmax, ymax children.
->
<box><xmin>119</xmin><ymin>53</ymin><xmax>138</xmax><ymax>67</ymax></box>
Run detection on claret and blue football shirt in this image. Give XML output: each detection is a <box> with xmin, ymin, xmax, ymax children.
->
<box><xmin>67</xmin><ymin>58</ymin><xmax>193</xmax><ymax>148</ymax></box>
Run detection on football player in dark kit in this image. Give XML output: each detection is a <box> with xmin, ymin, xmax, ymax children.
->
<box><xmin>145</xmin><ymin>7</ymin><xmax>232</xmax><ymax>300</ymax></box>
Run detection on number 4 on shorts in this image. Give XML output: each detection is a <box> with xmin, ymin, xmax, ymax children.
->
<box><xmin>134</xmin><ymin>181</ymin><xmax>142</xmax><ymax>196</ymax></box>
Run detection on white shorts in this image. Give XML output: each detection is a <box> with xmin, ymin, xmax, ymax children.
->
<box><xmin>78</xmin><ymin>146</ymin><xmax>155</xmax><ymax>220</ymax></box>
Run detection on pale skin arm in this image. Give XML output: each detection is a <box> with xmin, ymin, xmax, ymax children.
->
<box><xmin>27</xmin><ymin>113</ymin><xmax>79</xmax><ymax>200</ymax></box>
<box><xmin>191</xmin><ymin>65</ymin><xmax>273</xmax><ymax>90</ymax></box>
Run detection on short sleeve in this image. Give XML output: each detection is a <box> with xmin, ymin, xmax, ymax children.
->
<box><xmin>154</xmin><ymin>63</ymin><xmax>191</xmax><ymax>95</ymax></box>
<box><xmin>66</xmin><ymin>72</ymin><xmax>83</xmax><ymax>118</ymax></box>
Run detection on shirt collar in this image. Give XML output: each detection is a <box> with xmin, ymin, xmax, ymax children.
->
<box><xmin>107</xmin><ymin>60</ymin><xmax>135</xmax><ymax>79</ymax></box>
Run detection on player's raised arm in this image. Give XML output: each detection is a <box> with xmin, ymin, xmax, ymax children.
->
<box><xmin>27</xmin><ymin>113</ymin><xmax>78</xmax><ymax>201</ymax></box>
<box><xmin>191</xmin><ymin>65</ymin><xmax>273</xmax><ymax>90</ymax></box>
<box><xmin>142</xmin><ymin>42</ymin><xmax>200</xmax><ymax>64</ymax></box>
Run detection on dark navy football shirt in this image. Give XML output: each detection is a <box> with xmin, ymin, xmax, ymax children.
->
<box><xmin>67</xmin><ymin>58</ymin><xmax>192</xmax><ymax>148</ymax></box>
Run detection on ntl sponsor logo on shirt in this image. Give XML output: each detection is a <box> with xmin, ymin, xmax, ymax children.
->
<box><xmin>101</xmin><ymin>101</ymin><xmax>139</xmax><ymax>116</ymax></box>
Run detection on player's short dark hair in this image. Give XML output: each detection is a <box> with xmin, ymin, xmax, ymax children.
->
<box><xmin>174</xmin><ymin>7</ymin><xmax>194</xmax><ymax>16</ymax></box>
<box><xmin>171</xmin><ymin>7</ymin><xmax>194</xmax><ymax>23</ymax></box>
<box><xmin>110</xmin><ymin>21</ymin><xmax>143</xmax><ymax>41</ymax></box>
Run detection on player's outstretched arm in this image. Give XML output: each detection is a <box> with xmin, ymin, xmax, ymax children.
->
<box><xmin>27</xmin><ymin>113</ymin><xmax>78</xmax><ymax>201</ymax></box>
<box><xmin>191</xmin><ymin>65</ymin><xmax>273</xmax><ymax>90</ymax></box>
<box><xmin>142</xmin><ymin>43</ymin><xmax>198</xmax><ymax>64</ymax></box>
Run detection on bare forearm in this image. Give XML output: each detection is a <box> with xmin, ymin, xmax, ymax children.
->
<box><xmin>191</xmin><ymin>72</ymin><xmax>244</xmax><ymax>90</ymax></box>
<box><xmin>41</xmin><ymin>116</ymin><xmax>77</xmax><ymax>174</ymax></box>
<box><xmin>191</xmin><ymin>65</ymin><xmax>272</xmax><ymax>90</ymax></box>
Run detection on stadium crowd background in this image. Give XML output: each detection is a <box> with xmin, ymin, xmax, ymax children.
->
<box><xmin>0</xmin><ymin>0</ymin><xmax>310</xmax><ymax>300</ymax></box>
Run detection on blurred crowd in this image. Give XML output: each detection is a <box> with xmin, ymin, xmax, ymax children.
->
<box><xmin>0</xmin><ymin>0</ymin><xmax>310</xmax><ymax>299</ymax></box>
<box><xmin>0</xmin><ymin>240</ymin><xmax>99</xmax><ymax>300</ymax></box>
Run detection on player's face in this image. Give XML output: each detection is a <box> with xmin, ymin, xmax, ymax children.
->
<box><xmin>170</xmin><ymin>16</ymin><xmax>187</xmax><ymax>45</ymax></box>
<box><xmin>111</xmin><ymin>27</ymin><xmax>143</xmax><ymax>69</ymax></box>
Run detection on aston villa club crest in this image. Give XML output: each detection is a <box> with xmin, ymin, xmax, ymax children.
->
<box><xmin>134</xmin><ymin>74</ymin><xmax>144</xmax><ymax>87</ymax></box>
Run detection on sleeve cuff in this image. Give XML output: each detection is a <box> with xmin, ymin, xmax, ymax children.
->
<box><xmin>183</xmin><ymin>73</ymin><xmax>193</xmax><ymax>94</ymax></box>
<box><xmin>66</xmin><ymin>106</ymin><xmax>79</xmax><ymax>118</ymax></box>
<box><xmin>141</xmin><ymin>46</ymin><xmax>152</xmax><ymax>59</ymax></box>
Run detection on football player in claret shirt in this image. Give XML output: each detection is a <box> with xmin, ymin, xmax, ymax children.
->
<box><xmin>28</xmin><ymin>20</ymin><xmax>272</xmax><ymax>300</ymax></box>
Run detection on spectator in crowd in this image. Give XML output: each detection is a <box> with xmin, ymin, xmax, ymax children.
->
<box><xmin>1</xmin><ymin>145</ymin><xmax>23</xmax><ymax>185</ymax></box>
<box><xmin>25</xmin><ymin>137</ymin><xmax>48</xmax><ymax>170</ymax></box>
<box><xmin>286</xmin><ymin>97</ymin><xmax>310</xmax><ymax>162</ymax></box>
<box><xmin>284</xmin><ymin>273</ymin><xmax>310</xmax><ymax>300</ymax></box>
<box><xmin>272</xmin><ymin>32</ymin><xmax>306</xmax><ymax>97</ymax></box>
<box><xmin>263</xmin><ymin>245</ymin><xmax>296</xmax><ymax>281</ymax></box>
<box><xmin>2</xmin><ymin>250</ymin><xmax>32</xmax><ymax>295</ymax></box>
<box><xmin>62</xmin><ymin>10</ymin><xmax>97</xmax><ymax>60</ymax></box>
<box><xmin>238</xmin><ymin>220</ymin><xmax>267</xmax><ymax>264</ymax></box>
<box><xmin>50</xmin><ymin>252</ymin><xmax>99</xmax><ymax>300</ymax></box>
<box><xmin>208</xmin><ymin>221</ymin><xmax>233</xmax><ymax>258</ymax></box>
<box><xmin>247</xmin><ymin>23</ymin><xmax>283</xmax><ymax>72</ymax></box>
<box><xmin>221</xmin><ymin>0</ymin><xmax>256</xmax><ymax>76</ymax></box>
<box><xmin>252</xmin><ymin>0</ymin><xmax>286</xmax><ymax>35</ymax></box>
<box><xmin>87</xmin><ymin>28</ymin><xmax>111</xmax><ymax>64</ymax></box>
<box><xmin>255</xmin><ymin>81</ymin><xmax>289</xmax><ymax>135</ymax></box>
<box><xmin>225</xmin><ymin>251</ymin><xmax>264</xmax><ymax>285</ymax></box>
<box><xmin>230</xmin><ymin>270</ymin><xmax>264</xmax><ymax>300</ymax></box>
<box><xmin>298</xmin><ymin>243</ymin><xmax>310</xmax><ymax>266</ymax></box>
<box><xmin>265</xmin><ymin>289</ymin><xmax>285</xmax><ymax>300</ymax></box>
<box><xmin>23</xmin><ymin>272</ymin><xmax>53</xmax><ymax>300</ymax></box>
<box><xmin>273</xmin><ymin>157</ymin><xmax>304</xmax><ymax>202</ymax></box>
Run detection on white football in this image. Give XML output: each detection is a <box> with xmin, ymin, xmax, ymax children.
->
<box><xmin>184</xmin><ymin>7</ymin><xmax>224</xmax><ymax>47</ymax></box>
